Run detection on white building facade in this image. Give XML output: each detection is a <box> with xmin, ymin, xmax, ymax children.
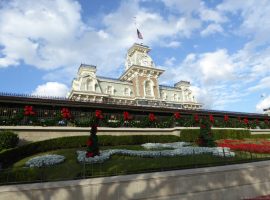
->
<box><xmin>68</xmin><ymin>43</ymin><xmax>202</xmax><ymax>109</ymax></box>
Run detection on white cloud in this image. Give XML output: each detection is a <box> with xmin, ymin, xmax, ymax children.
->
<box><xmin>159</xmin><ymin>48</ymin><xmax>247</xmax><ymax>109</ymax></box>
<box><xmin>32</xmin><ymin>82</ymin><xmax>69</xmax><ymax>97</ymax></box>
<box><xmin>162</xmin><ymin>41</ymin><xmax>181</xmax><ymax>48</ymax></box>
<box><xmin>196</xmin><ymin>49</ymin><xmax>235</xmax><ymax>83</ymax></box>
<box><xmin>162</xmin><ymin>0</ymin><xmax>227</xmax><ymax>23</ymax></box>
<box><xmin>161</xmin><ymin>0</ymin><xmax>201</xmax><ymax>14</ymax></box>
<box><xmin>201</xmin><ymin>23</ymin><xmax>223</xmax><ymax>36</ymax></box>
<box><xmin>248</xmin><ymin>76</ymin><xmax>270</xmax><ymax>92</ymax></box>
<box><xmin>199</xmin><ymin>6</ymin><xmax>227</xmax><ymax>23</ymax></box>
<box><xmin>256</xmin><ymin>95</ymin><xmax>270</xmax><ymax>112</ymax></box>
<box><xmin>218</xmin><ymin>0</ymin><xmax>270</xmax><ymax>49</ymax></box>
<box><xmin>0</xmin><ymin>0</ymin><xmax>84</xmax><ymax>70</ymax></box>
<box><xmin>164</xmin><ymin>57</ymin><xmax>176</xmax><ymax>67</ymax></box>
<box><xmin>0</xmin><ymin>0</ymin><xmax>202</xmax><ymax>83</ymax></box>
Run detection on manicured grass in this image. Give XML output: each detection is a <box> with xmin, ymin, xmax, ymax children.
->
<box><xmin>1</xmin><ymin>144</ymin><xmax>269</xmax><ymax>185</ymax></box>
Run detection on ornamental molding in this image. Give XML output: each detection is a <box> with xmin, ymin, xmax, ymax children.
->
<box><xmin>119</xmin><ymin>65</ymin><xmax>164</xmax><ymax>81</ymax></box>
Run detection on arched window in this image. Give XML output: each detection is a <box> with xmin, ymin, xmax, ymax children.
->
<box><xmin>145</xmin><ymin>80</ymin><xmax>153</xmax><ymax>97</ymax></box>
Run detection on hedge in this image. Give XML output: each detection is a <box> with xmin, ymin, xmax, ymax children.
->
<box><xmin>0</xmin><ymin>130</ymin><xmax>19</xmax><ymax>151</ymax></box>
<box><xmin>0</xmin><ymin>135</ymin><xmax>181</xmax><ymax>168</ymax></box>
<box><xmin>250</xmin><ymin>134</ymin><xmax>270</xmax><ymax>139</ymax></box>
<box><xmin>180</xmin><ymin>129</ymin><xmax>251</xmax><ymax>142</ymax></box>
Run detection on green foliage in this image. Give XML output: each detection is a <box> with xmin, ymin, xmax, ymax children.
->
<box><xmin>0</xmin><ymin>135</ymin><xmax>181</xmax><ymax>168</ymax></box>
<box><xmin>74</xmin><ymin>117</ymin><xmax>95</xmax><ymax>127</ymax></box>
<box><xmin>180</xmin><ymin>129</ymin><xmax>200</xmax><ymax>142</ymax></box>
<box><xmin>180</xmin><ymin>129</ymin><xmax>251</xmax><ymax>142</ymax></box>
<box><xmin>0</xmin><ymin>130</ymin><xmax>19</xmax><ymax>151</ymax></box>
<box><xmin>250</xmin><ymin>134</ymin><xmax>270</xmax><ymax>139</ymax></box>
<box><xmin>212</xmin><ymin>129</ymin><xmax>251</xmax><ymax>140</ymax></box>
<box><xmin>197</xmin><ymin>119</ymin><xmax>216</xmax><ymax>147</ymax></box>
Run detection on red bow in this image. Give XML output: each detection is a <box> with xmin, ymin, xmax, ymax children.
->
<box><xmin>174</xmin><ymin>112</ymin><xmax>181</xmax><ymax>119</ymax></box>
<box><xmin>24</xmin><ymin>106</ymin><xmax>35</xmax><ymax>116</ymax></box>
<box><xmin>149</xmin><ymin>113</ymin><xmax>156</xmax><ymax>122</ymax></box>
<box><xmin>123</xmin><ymin>111</ymin><xmax>132</xmax><ymax>121</ymax></box>
<box><xmin>243</xmin><ymin>118</ymin><xmax>249</xmax><ymax>125</ymax></box>
<box><xmin>224</xmin><ymin>115</ymin><xmax>229</xmax><ymax>122</ymax></box>
<box><xmin>61</xmin><ymin>108</ymin><xmax>71</xmax><ymax>119</ymax></box>
<box><xmin>209</xmin><ymin>114</ymin><xmax>214</xmax><ymax>123</ymax></box>
<box><xmin>194</xmin><ymin>114</ymin><xmax>199</xmax><ymax>122</ymax></box>
<box><xmin>95</xmin><ymin>110</ymin><xmax>103</xmax><ymax>119</ymax></box>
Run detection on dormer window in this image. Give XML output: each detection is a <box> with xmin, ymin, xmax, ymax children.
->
<box><xmin>86</xmin><ymin>78</ymin><xmax>95</xmax><ymax>91</ymax></box>
<box><xmin>161</xmin><ymin>92</ymin><xmax>167</xmax><ymax>100</ymax></box>
<box><xmin>173</xmin><ymin>94</ymin><xmax>178</xmax><ymax>101</ymax></box>
<box><xmin>124</xmin><ymin>88</ymin><xmax>130</xmax><ymax>96</ymax></box>
<box><xmin>107</xmin><ymin>86</ymin><xmax>113</xmax><ymax>95</ymax></box>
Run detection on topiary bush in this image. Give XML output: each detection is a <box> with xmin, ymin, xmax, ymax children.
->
<box><xmin>197</xmin><ymin>119</ymin><xmax>216</xmax><ymax>147</ymax></box>
<box><xmin>0</xmin><ymin>130</ymin><xmax>19</xmax><ymax>151</ymax></box>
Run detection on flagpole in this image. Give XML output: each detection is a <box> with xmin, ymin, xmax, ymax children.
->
<box><xmin>133</xmin><ymin>17</ymin><xmax>143</xmax><ymax>45</ymax></box>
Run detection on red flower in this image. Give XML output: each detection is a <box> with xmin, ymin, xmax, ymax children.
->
<box><xmin>149</xmin><ymin>113</ymin><xmax>156</xmax><ymax>122</ymax></box>
<box><xmin>86</xmin><ymin>152</ymin><xmax>94</xmax><ymax>158</ymax></box>
<box><xmin>174</xmin><ymin>112</ymin><xmax>181</xmax><ymax>119</ymax></box>
<box><xmin>87</xmin><ymin>138</ymin><xmax>93</xmax><ymax>146</ymax></box>
<box><xmin>95</xmin><ymin>110</ymin><xmax>103</xmax><ymax>119</ymax></box>
<box><xmin>224</xmin><ymin>115</ymin><xmax>229</xmax><ymax>122</ymax></box>
<box><xmin>123</xmin><ymin>111</ymin><xmax>131</xmax><ymax>121</ymax></box>
<box><xmin>61</xmin><ymin>108</ymin><xmax>71</xmax><ymax>119</ymax></box>
<box><xmin>265</xmin><ymin>118</ymin><xmax>269</xmax><ymax>124</ymax></box>
<box><xmin>209</xmin><ymin>114</ymin><xmax>214</xmax><ymax>123</ymax></box>
<box><xmin>24</xmin><ymin>106</ymin><xmax>35</xmax><ymax>116</ymax></box>
<box><xmin>194</xmin><ymin>114</ymin><xmax>199</xmax><ymax>122</ymax></box>
<box><xmin>243</xmin><ymin>118</ymin><xmax>249</xmax><ymax>125</ymax></box>
<box><xmin>217</xmin><ymin>139</ymin><xmax>270</xmax><ymax>154</ymax></box>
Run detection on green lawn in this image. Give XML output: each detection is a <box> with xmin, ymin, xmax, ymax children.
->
<box><xmin>1</xmin><ymin>144</ymin><xmax>269</xmax><ymax>185</ymax></box>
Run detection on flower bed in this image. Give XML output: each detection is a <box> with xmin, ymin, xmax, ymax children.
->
<box><xmin>142</xmin><ymin>142</ymin><xmax>189</xmax><ymax>149</ymax></box>
<box><xmin>77</xmin><ymin>142</ymin><xmax>235</xmax><ymax>164</ymax></box>
<box><xmin>217</xmin><ymin>139</ymin><xmax>270</xmax><ymax>153</ymax></box>
<box><xmin>25</xmin><ymin>154</ymin><xmax>65</xmax><ymax>168</ymax></box>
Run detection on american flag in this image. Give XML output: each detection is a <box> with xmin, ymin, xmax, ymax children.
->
<box><xmin>137</xmin><ymin>29</ymin><xmax>143</xmax><ymax>39</ymax></box>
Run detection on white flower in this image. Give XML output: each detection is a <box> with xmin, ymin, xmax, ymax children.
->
<box><xmin>77</xmin><ymin>142</ymin><xmax>235</xmax><ymax>164</ymax></box>
<box><xmin>142</xmin><ymin>142</ymin><xmax>190</xmax><ymax>149</ymax></box>
<box><xmin>25</xmin><ymin>154</ymin><xmax>65</xmax><ymax>168</ymax></box>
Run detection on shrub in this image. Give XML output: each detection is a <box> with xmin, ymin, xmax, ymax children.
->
<box><xmin>0</xmin><ymin>135</ymin><xmax>181</xmax><ymax>168</ymax></box>
<box><xmin>180</xmin><ymin>129</ymin><xmax>251</xmax><ymax>142</ymax></box>
<box><xmin>0</xmin><ymin>130</ymin><xmax>19</xmax><ymax>151</ymax></box>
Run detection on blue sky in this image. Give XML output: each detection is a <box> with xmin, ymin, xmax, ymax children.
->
<box><xmin>0</xmin><ymin>0</ymin><xmax>270</xmax><ymax>113</ymax></box>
